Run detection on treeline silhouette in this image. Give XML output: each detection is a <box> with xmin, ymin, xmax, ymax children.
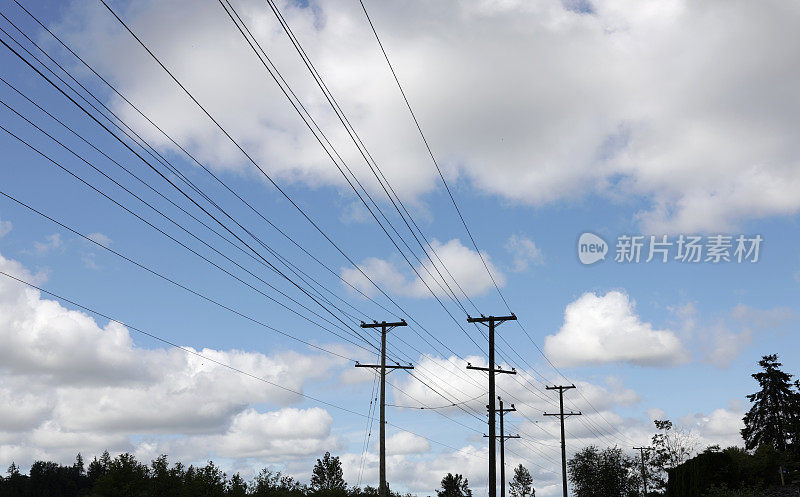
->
<box><xmin>0</xmin><ymin>451</ymin><xmax>414</xmax><ymax>497</ymax></box>
<box><xmin>566</xmin><ymin>354</ymin><xmax>800</xmax><ymax>497</ymax></box>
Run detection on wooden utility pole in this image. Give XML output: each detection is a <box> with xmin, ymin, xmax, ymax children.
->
<box><xmin>633</xmin><ymin>446</ymin><xmax>650</xmax><ymax>495</ymax></box>
<box><xmin>355</xmin><ymin>320</ymin><xmax>413</xmax><ymax>497</ymax></box>
<box><xmin>466</xmin><ymin>313</ymin><xmax>517</xmax><ymax>497</ymax></box>
<box><xmin>496</xmin><ymin>397</ymin><xmax>520</xmax><ymax>497</ymax></box>
<box><xmin>544</xmin><ymin>385</ymin><xmax>581</xmax><ymax>497</ymax></box>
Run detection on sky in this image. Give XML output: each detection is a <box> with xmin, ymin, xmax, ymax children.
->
<box><xmin>1</xmin><ymin>0</ymin><xmax>800</xmax><ymax>495</ymax></box>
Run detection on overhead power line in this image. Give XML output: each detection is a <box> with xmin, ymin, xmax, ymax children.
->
<box><xmin>356</xmin><ymin>0</ymin><xmax>634</xmax><ymax>447</ymax></box>
<box><xmin>0</xmin><ymin>270</ymin><xmax>488</xmax><ymax>460</ymax></box>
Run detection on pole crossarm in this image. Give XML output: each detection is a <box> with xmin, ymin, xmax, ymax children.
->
<box><xmin>360</xmin><ymin>319</ymin><xmax>407</xmax><ymax>329</ymax></box>
<box><xmin>355</xmin><ymin>319</ymin><xmax>409</xmax><ymax>497</ymax></box>
<box><xmin>467</xmin><ymin>363</ymin><xmax>516</xmax><ymax>374</ymax></box>
<box><xmin>633</xmin><ymin>446</ymin><xmax>651</xmax><ymax>495</ymax></box>
<box><xmin>484</xmin><ymin>435</ymin><xmax>521</xmax><ymax>439</ymax></box>
<box><xmin>544</xmin><ymin>384</ymin><xmax>581</xmax><ymax>497</ymax></box>
<box><xmin>464</xmin><ymin>314</ymin><xmax>516</xmax><ymax>497</ymax></box>
<box><xmin>467</xmin><ymin>314</ymin><xmax>516</xmax><ymax>325</ymax></box>
<box><xmin>356</xmin><ymin>363</ymin><xmax>414</xmax><ymax>370</ymax></box>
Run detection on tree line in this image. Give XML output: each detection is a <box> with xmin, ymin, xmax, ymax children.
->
<box><xmin>566</xmin><ymin>354</ymin><xmax>800</xmax><ymax>496</ymax></box>
<box><xmin>0</xmin><ymin>450</ymin><xmax>536</xmax><ymax>497</ymax></box>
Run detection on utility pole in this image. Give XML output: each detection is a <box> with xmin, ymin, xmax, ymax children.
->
<box><xmin>355</xmin><ymin>320</ymin><xmax>413</xmax><ymax>497</ymax></box>
<box><xmin>466</xmin><ymin>313</ymin><xmax>517</xmax><ymax>497</ymax></box>
<box><xmin>490</xmin><ymin>397</ymin><xmax>520</xmax><ymax>497</ymax></box>
<box><xmin>633</xmin><ymin>446</ymin><xmax>650</xmax><ymax>495</ymax></box>
<box><xmin>544</xmin><ymin>385</ymin><xmax>581</xmax><ymax>497</ymax></box>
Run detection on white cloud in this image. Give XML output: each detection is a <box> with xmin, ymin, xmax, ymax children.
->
<box><xmin>32</xmin><ymin>234</ymin><xmax>62</xmax><ymax>255</ymax></box>
<box><xmin>86</xmin><ymin>232</ymin><xmax>112</xmax><ymax>246</ymax></box>
<box><xmin>162</xmin><ymin>407</ymin><xmax>338</xmax><ymax>460</ymax></box>
<box><xmin>0</xmin><ymin>217</ymin><xmax>11</xmax><ymax>237</ymax></box>
<box><xmin>392</xmin><ymin>354</ymin><xmax>639</xmax><ymax>418</ymax></box>
<box><xmin>505</xmin><ymin>235</ymin><xmax>544</xmax><ymax>272</ymax></box>
<box><xmin>55</xmin><ymin>0</ymin><xmax>800</xmax><ymax>232</ymax></box>
<box><xmin>673</xmin><ymin>301</ymin><xmax>795</xmax><ymax>368</ymax></box>
<box><xmin>544</xmin><ymin>290</ymin><xmax>689</xmax><ymax>367</ymax></box>
<box><xmin>679</xmin><ymin>404</ymin><xmax>746</xmax><ymax>449</ymax></box>
<box><xmin>341</xmin><ymin>239</ymin><xmax>504</xmax><ymax>299</ymax></box>
<box><xmin>384</xmin><ymin>431</ymin><xmax>430</xmax><ymax>455</ymax></box>
<box><xmin>0</xmin><ymin>251</ymin><xmax>345</xmax><ymax>467</ymax></box>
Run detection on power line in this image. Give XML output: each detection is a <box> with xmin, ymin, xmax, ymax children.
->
<box><xmin>0</xmin><ymin>35</ymin><xmax>491</xmax><ymax>429</ymax></box>
<box><xmin>0</xmin><ymin>30</ymin><xmax>382</xmax><ymax>354</ymax></box>
<box><xmin>0</xmin><ymin>188</ymin><xmax>360</xmax><ymax>362</ymax></box>
<box><xmin>0</xmin><ymin>93</ymin><xmax>374</xmax><ymax>356</ymax></box>
<box><xmin>356</xmin><ymin>0</ymin><xmax>633</xmax><ymax>446</ymax></box>
<box><xmin>0</xmin><ymin>270</ymin><xmax>490</xmax><ymax>460</ymax></box>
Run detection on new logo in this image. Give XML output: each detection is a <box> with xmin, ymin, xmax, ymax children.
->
<box><xmin>578</xmin><ymin>232</ymin><xmax>607</xmax><ymax>265</ymax></box>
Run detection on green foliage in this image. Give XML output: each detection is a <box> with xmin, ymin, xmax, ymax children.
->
<box><xmin>437</xmin><ymin>473</ymin><xmax>472</xmax><ymax>497</ymax></box>
<box><xmin>508</xmin><ymin>464</ymin><xmax>534</xmax><ymax>497</ymax></box>
<box><xmin>0</xmin><ymin>451</ymin><xmax>354</xmax><ymax>497</ymax></box>
<box><xmin>567</xmin><ymin>445</ymin><xmax>640</xmax><ymax>497</ymax></box>
<box><xmin>665</xmin><ymin>445</ymin><xmax>790</xmax><ymax>497</ymax></box>
<box><xmin>741</xmin><ymin>354</ymin><xmax>800</xmax><ymax>453</ymax></box>
<box><xmin>647</xmin><ymin>419</ymin><xmax>697</xmax><ymax>492</ymax></box>
<box><xmin>310</xmin><ymin>452</ymin><xmax>346</xmax><ymax>494</ymax></box>
<box><xmin>250</xmin><ymin>469</ymin><xmax>305</xmax><ymax>497</ymax></box>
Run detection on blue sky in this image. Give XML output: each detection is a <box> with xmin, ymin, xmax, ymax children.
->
<box><xmin>1</xmin><ymin>0</ymin><xmax>800</xmax><ymax>495</ymax></box>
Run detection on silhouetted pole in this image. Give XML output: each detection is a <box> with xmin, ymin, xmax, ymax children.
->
<box><xmin>544</xmin><ymin>385</ymin><xmax>581</xmax><ymax>497</ymax></box>
<box><xmin>633</xmin><ymin>446</ymin><xmax>650</xmax><ymax>495</ymax></box>
<box><xmin>467</xmin><ymin>313</ymin><xmax>517</xmax><ymax>497</ymax></box>
<box><xmin>498</xmin><ymin>397</ymin><xmax>519</xmax><ymax>497</ymax></box>
<box><xmin>356</xmin><ymin>320</ymin><xmax>413</xmax><ymax>497</ymax></box>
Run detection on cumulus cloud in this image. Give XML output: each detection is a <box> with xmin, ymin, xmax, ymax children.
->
<box><xmin>0</xmin><ymin>251</ymin><xmax>344</xmax><ymax>467</ymax></box>
<box><xmin>52</xmin><ymin>0</ymin><xmax>800</xmax><ymax>233</ymax></box>
<box><xmin>341</xmin><ymin>239</ymin><xmax>504</xmax><ymax>299</ymax></box>
<box><xmin>384</xmin><ymin>431</ymin><xmax>430</xmax><ymax>455</ymax></box>
<box><xmin>679</xmin><ymin>402</ymin><xmax>747</xmax><ymax>449</ymax></box>
<box><xmin>544</xmin><ymin>291</ymin><xmax>689</xmax><ymax>367</ymax></box>
<box><xmin>392</xmin><ymin>354</ymin><xmax>639</xmax><ymax>417</ymax></box>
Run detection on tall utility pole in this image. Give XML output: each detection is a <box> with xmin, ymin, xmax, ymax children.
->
<box><xmin>355</xmin><ymin>320</ymin><xmax>413</xmax><ymax>497</ymax></box>
<box><xmin>544</xmin><ymin>385</ymin><xmax>581</xmax><ymax>497</ymax></box>
<box><xmin>466</xmin><ymin>314</ymin><xmax>517</xmax><ymax>497</ymax></box>
<box><xmin>494</xmin><ymin>397</ymin><xmax>520</xmax><ymax>497</ymax></box>
<box><xmin>633</xmin><ymin>446</ymin><xmax>650</xmax><ymax>495</ymax></box>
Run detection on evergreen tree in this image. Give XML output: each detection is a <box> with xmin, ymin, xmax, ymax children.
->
<box><xmin>741</xmin><ymin>354</ymin><xmax>800</xmax><ymax>452</ymax></box>
<box><xmin>436</xmin><ymin>473</ymin><xmax>472</xmax><ymax>497</ymax></box>
<box><xmin>2</xmin><ymin>462</ymin><xmax>28</xmax><ymax>497</ymax></box>
<box><xmin>91</xmin><ymin>452</ymin><xmax>149</xmax><ymax>497</ymax></box>
<box><xmin>310</xmin><ymin>452</ymin><xmax>346</xmax><ymax>492</ymax></box>
<box><xmin>509</xmin><ymin>464</ymin><xmax>534</xmax><ymax>497</ymax></box>
<box><xmin>87</xmin><ymin>450</ymin><xmax>112</xmax><ymax>485</ymax></box>
<box><xmin>228</xmin><ymin>473</ymin><xmax>248</xmax><ymax>497</ymax></box>
<box><xmin>149</xmin><ymin>455</ymin><xmax>183</xmax><ymax>496</ymax></box>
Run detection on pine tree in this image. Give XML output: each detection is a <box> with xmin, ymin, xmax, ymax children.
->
<box><xmin>741</xmin><ymin>354</ymin><xmax>800</xmax><ymax>452</ymax></box>
<box><xmin>509</xmin><ymin>464</ymin><xmax>534</xmax><ymax>497</ymax></box>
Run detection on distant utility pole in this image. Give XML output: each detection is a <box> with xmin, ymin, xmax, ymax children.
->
<box><xmin>466</xmin><ymin>313</ymin><xmax>517</xmax><ymax>497</ymax></box>
<box><xmin>487</xmin><ymin>397</ymin><xmax>520</xmax><ymax>497</ymax></box>
<box><xmin>355</xmin><ymin>320</ymin><xmax>413</xmax><ymax>497</ymax></box>
<box><xmin>633</xmin><ymin>446</ymin><xmax>650</xmax><ymax>495</ymax></box>
<box><xmin>544</xmin><ymin>385</ymin><xmax>581</xmax><ymax>497</ymax></box>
